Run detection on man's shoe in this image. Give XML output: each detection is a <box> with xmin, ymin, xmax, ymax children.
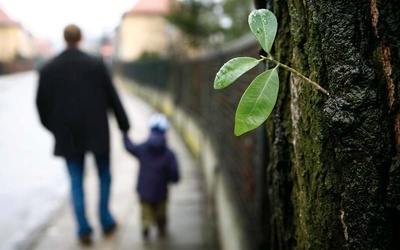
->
<box><xmin>79</xmin><ymin>232</ymin><xmax>92</xmax><ymax>245</ymax></box>
<box><xmin>103</xmin><ymin>223</ymin><xmax>118</xmax><ymax>236</ymax></box>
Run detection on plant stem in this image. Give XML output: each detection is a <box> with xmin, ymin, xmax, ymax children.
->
<box><xmin>261</xmin><ymin>55</ymin><xmax>330</xmax><ymax>96</ymax></box>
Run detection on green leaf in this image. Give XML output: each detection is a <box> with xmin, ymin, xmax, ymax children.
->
<box><xmin>214</xmin><ymin>57</ymin><xmax>259</xmax><ymax>89</ymax></box>
<box><xmin>248</xmin><ymin>9</ymin><xmax>277</xmax><ymax>53</ymax></box>
<box><xmin>234</xmin><ymin>67</ymin><xmax>279</xmax><ymax>136</ymax></box>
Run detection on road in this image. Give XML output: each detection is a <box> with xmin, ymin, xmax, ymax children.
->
<box><xmin>0</xmin><ymin>72</ymin><xmax>67</xmax><ymax>250</ymax></box>
<box><xmin>0</xmin><ymin>71</ymin><xmax>210</xmax><ymax>250</ymax></box>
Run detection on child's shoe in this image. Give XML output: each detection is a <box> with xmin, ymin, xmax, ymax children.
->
<box><xmin>142</xmin><ymin>227</ymin><xmax>149</xmax><ymax>239</ymax></box>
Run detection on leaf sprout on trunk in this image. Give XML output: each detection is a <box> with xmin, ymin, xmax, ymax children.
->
<box><xmin>213</xmin><ymin>9</ymin><xmax>329</xmax><ymax>136</ymax></box>
<box><xmin>261</xmin><ymin>54</ymin><xmax>329</xmax><ymax>96</ymax></box>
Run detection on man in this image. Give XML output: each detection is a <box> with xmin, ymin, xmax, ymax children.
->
<box><xmin>36</xmin><ymin>24</ymin><xmax>130</xmax><ymax>244</ymax></box>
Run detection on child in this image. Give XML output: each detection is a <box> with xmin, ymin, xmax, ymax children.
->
<box><xmin>123</xmin><ymin>113</ymin><xmax>180</xmax><ymax>238</ymax></box>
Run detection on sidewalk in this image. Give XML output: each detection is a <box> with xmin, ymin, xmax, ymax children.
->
<box><xmin>28</xmin><ymin>86</ymin><xmax>210</xmax><ymax>250</ymax></box>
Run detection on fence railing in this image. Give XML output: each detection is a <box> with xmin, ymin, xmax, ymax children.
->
<box><xmin>116</xmin><ymin>34</ymin><xmax>269</xmax><ymax>249</ymax></box>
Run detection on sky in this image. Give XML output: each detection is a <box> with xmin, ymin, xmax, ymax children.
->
<box><xmin>0</xmin><ymin>0</ymin><xmax>138</xmax><ymax>52</ymax></box>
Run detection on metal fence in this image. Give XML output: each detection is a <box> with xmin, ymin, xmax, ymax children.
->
<box><xmin>117</xmin><ymin>35</ymin><xmax>268</xmax><ymax>249</ymax></box>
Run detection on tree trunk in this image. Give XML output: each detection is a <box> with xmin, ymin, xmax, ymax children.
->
<box><xmin>262</xmin><ymin>0</ymin><xmax>400</xmax><ymax>249</ymax></box>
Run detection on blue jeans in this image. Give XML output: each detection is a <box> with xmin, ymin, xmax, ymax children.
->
<box><xmin>66</xmin><ymin>153</ymin><xmax>115</xmax><ymax>236</ymax></box>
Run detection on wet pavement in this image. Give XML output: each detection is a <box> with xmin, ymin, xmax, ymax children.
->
<box><xmin>0</xmin><ymin>72</ymin><xmax>67</xmax><ymax>250</ymax></box>
<box><xmin>0</xmin><ymin>72</ymin><xmax>211</xmax><ymax>250</ymax></box>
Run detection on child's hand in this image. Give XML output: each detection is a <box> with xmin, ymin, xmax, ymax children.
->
<box><xmin>123</xmin><ymin>133</ymin><xmax>137</xmax><ymax>155</ymax></box>
<box><xmin>123</xmin><ymin>132</ymin><xmax>132</xmax><ymax>142</ymax></box>
<box><xmin>123</xmin><ymin>133</ymin><xmax>130</xmax><ymax>145</ymax></box>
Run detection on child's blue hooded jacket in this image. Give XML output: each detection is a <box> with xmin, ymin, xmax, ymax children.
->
<box><xmin>124</xmin><ymin>130</ymin><xmax>179</xmax><ymax>203</ymax></box>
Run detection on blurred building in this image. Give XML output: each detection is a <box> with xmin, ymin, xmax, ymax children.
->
<box><xmin>0</xmin><ymin>7</ymin><xmax>36</xmax><ymax>74</ymax></box>
<box><xmin>116</xmin><ymin>0</ymin><xmax>183</xmax><ymax>62</ymax></box>
<box><xmin>33</xmin><ymin>38</ymin><xmax>53</xmax><ymax>59</ymax></box>
<box><xmin>33</xmin><ymin>37</ymin><xmax>54</xmax><ymax>69</ymax></box>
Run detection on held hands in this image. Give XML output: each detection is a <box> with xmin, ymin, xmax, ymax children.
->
<box><xmin>122</xmin><ymin>132</ymin><xmax>136</xmax><ymax>155</ymax></box>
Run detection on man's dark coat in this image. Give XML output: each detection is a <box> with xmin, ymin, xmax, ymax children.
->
<box><xmin>36</xmin><ymin>48</ymin><xmax>130</xmax><ymax>157</ymax></box>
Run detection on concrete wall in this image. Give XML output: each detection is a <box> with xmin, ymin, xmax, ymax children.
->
<box><xmin>117</xmin><ymin>76</ymin><xmax>247</xmax><ymax>250</ymax></box>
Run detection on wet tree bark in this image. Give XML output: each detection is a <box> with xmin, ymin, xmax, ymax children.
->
<box><xmin>258</xmin><ymin>0</ymin><xmax>400</xmax><ymax>249</ymax></box>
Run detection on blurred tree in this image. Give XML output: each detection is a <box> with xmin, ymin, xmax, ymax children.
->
<box><xmin>166</xmin><ymin>0</ymin><xmax>254</xmax><ymax>48</ymax></box>
<box><xmin>166</xmin><ymin>0</ymin><xmax>222</xmax><ymax>48</ymax></box>
<box><xmin>220</xmin><ymin>0</ymin><xmax>253</xmax><ymax>41</ymax></box>
<box><xmin>253</xmin><ymin>0</ymin><xmax>400</xmax><ymax>249</ymax></box>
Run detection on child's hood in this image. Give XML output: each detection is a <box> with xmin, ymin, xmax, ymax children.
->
<box><xmin>147</xmin><ymin>131</ymin><xmax>167</xmax><ymax>151</ymax></box>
